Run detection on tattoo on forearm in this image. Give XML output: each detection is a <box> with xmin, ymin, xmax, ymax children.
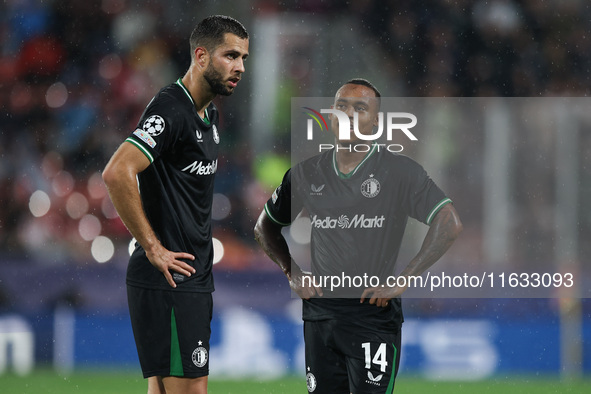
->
<box><xmin>255</xmin><ymin>226</ymin><xmax>291</xmax><ymax>275</ymax></box>
<box><xmin>404</xmin><ymin>206</ymin><xmax>461</xmax><ymax>276</ymax></box>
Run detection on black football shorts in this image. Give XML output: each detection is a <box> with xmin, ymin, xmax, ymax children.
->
<box><xmin>304</xmin><ymin>319</ymin><xmax>401</xmax><ymax>394</ymax></box>
<box><xmin>127</xmin><ymin>285</ymin><xmax>212</xmax><ymax>378</ymax></box>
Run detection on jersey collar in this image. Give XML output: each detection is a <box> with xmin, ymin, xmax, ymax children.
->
<box><xmin>332</xmin><ymin>143</ymin><xmax>378</xmax><ymax>179</ymax></box>
<box><xmin>176</xmin><ymin>78</ymin><xmax>210</xmax><ymax>124</ymax></box>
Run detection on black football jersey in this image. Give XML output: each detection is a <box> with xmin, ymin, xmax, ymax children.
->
<box><xmin>265</xmin><ymin>145</ymin><xmax>451</xmax><ymax>328</ymax></box>
<box><xmin>125</xmin><ymin>78</ymin><xmax>220</xmax><ymax>292</ymax></box>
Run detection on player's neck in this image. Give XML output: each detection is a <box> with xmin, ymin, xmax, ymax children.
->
<box><xmin>181</xmin><ymin>73</ymin><xmax>215</xmax><ymax>118</ymax></box>
<box><xmin>334</xmin><ymin>144</ymin><xmax>371</xmax><ymax>175</ymax></box>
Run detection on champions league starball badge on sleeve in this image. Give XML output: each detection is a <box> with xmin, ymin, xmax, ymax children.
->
<box><xmin>143</xmin><ymin>115</ymin><xmax>166</xmax><ymax>136</ymax></box>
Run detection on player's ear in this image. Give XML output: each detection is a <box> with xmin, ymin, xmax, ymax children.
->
<box><xmin>194</xmin><ymin>47</ymin><xmax>208</xmax><ymax>67</ymax></box>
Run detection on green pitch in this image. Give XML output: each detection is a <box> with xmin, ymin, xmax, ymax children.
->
<box><xmin>1</xmin><ymin>370</ymin><xmax>588</xmax><ymax>393</ymax></box>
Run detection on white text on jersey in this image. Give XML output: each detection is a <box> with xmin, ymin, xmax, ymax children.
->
<box><xmin>182</xmin><ymin>159</ymin><xmax>218</xmax><ymax>175</ymax></box>
<box><xmin>311</xmin><ymin>214</ymin><xmax>385</xmax><ymax>229</ymax></box>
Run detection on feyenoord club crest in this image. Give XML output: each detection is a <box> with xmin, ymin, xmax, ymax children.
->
<box><xmin>212</xmin><ymin>125</ymin><xmax>220</xmax><ymax>144</ymax></box>
<box><xmin>192</xmin><ymin>346</ymin><xmax>208</xmax><ymax>367</ymax></box>
<box><xmin>306</xmin><ymin>371</ymin><xmax>317</xmax><ymax>392</ymax></box>
<box><xmin>361</xmin><ymin>175</ymin><xmax>380</xmax><ymax>198</ymax></box>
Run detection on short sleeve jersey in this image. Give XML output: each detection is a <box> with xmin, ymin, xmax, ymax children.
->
<box><xmin>265</xmin><ymin>145</ymin><xmax>451</xmax><ymax>328</ymax></box>
<box><xmin>125</xmin><ymin>78</ymin><xmax>220</xmax><ymax>292</ymax></box>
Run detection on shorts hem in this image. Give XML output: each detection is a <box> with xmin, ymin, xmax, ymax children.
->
<box><xmin>127</xmin><ymin>281</ymin><xmax>215</xmax><ymax>293</ymax></box>
<box><xmin>142</xmin><ymin>370</ymin><xmax>209</xmax><ymax>379</ymax></box>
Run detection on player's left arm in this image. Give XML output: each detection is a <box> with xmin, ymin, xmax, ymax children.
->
<box><xmin>361</xmin><ymin>203</ymin><xmax>462</xmax><ymax>306</ymax></box>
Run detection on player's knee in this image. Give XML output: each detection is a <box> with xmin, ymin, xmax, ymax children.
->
<box><xmin>162</xmin><ymin>375</ymin><xmax>208</xmax><ymax>394</ymax></box>
<box><xmin>147</xmin><ymin>376</ymin><xmax>166</xmax><ymax>394</ymax></box>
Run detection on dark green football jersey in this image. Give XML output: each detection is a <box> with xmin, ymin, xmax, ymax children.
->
<box><xmin>265</xmin><ymin>145</ymin><xmax>451</xmax><ymax>328</ymax></box>
<box><xmin>125</xmin><ymin>78</ymin><xmax>220</xmax><ymax>292</ymax></box>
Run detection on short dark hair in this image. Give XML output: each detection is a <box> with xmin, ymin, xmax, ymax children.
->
<box><xmin>341</xmin><ymin>78</ymin><xmax>381</xmax><ymax>110</ymax></box>
<box><xmin>190</xmin><ymin>15</ymin><xmax>248</xmax><ymax>59</ymax></box>
<box><xmin>343</xmin><ymin>78</ymin><xmax>381</xmax><ymax>99</ymax></box>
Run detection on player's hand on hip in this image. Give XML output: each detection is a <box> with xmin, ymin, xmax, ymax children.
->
<box><xmin>360</xmin><ymin>282</ymin><xmax>408</xmax><ymax>307</ymax></box>
<box><xmin>289</xmin><ymin>265</ymin><xmax>323</xmax><ymax>299</ymax></box>
<box><xmin>145</xmin><ymin>245</ymin><xmax>196</xmax><ymax>288</ymax></box>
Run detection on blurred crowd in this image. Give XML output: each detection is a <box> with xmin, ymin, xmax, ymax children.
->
<box><xmin>0</xmin><ymin>0</ymin><xmax>266</xmax><ymax>267</ymax></box>
<box><xmin>356</xmin><ymin>0</ymin><xmax>591</xmax><ymax>96</ymax></box>
<box><xmin>0</xmin><ymin>0</ymin><xmax>589</xmax><ymax>269</ymax></box>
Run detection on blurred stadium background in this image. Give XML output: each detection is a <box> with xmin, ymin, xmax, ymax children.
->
<box><xmin>0</xmin><ymin>0</ymin><xmax>590</xmax><ymax>391</ymax></box>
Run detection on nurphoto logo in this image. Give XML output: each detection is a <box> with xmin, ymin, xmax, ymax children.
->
<box><xmin>303</xmin><ymin>107</ymin><xmax>418</xmax><ymax>152</ymax></box>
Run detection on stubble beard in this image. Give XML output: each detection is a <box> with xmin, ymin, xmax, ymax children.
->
<box><xmin>204</xmin><ymin>63</ymin><xmax>233</xmax><ymax>96</ymax></box>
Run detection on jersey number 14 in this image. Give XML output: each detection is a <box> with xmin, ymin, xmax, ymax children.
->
<box><xmin>362</xmin><ymin>342</ymin><xmax>388</xmax><ymax>372</ymax></box>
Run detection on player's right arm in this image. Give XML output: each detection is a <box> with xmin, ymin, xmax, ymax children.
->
<box><xmin>254</xmin><ymin>209</ymin><xmax>322</xmax><ymax>299</ymax></box>
<box><xmin>102</xmin><ymin>142</ymin><xmax>196</xmax><ymax>288</ymax></box>
<box><xmin>254</xmin><ymin>169</ymin><xmax>322</xmax><ymax>299</ymax></box>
